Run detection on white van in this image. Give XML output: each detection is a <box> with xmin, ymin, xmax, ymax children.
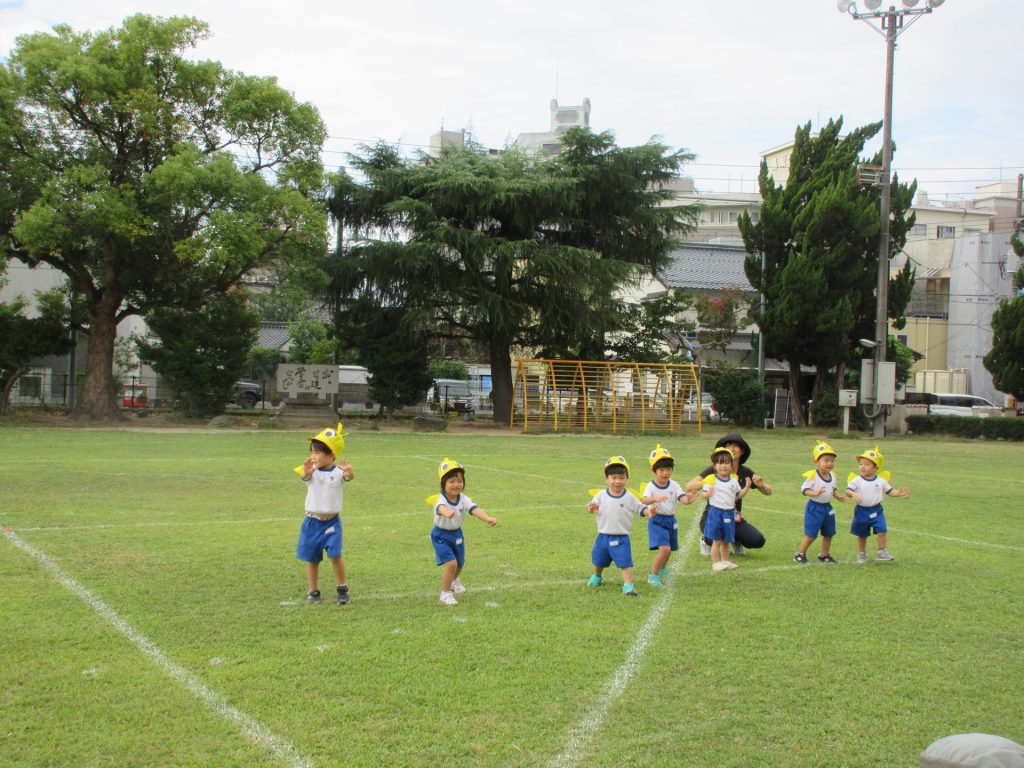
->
<box><xmin>428</xmin><ymin>379</ymin><xmax>475</xmax><ymax>414</ymax></box>
<box><xmin>923</xmin><ymin>392</ymin><xmax>999</xmax><ymax>417</ymax></box>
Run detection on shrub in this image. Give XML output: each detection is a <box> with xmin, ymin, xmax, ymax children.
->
<box><xmin>906</xmin><ymin>414</ymin><xmax>1024</xmax><ymax>441</ymax></box>
<box><xmin>704</xmin><ymin>367</ymin><xmax>765</xmax><ymax>427</ymax></box>
<box><xmin>810</xmin><ymin>388</ymin><xmax>839</xmax><ymax>428</ymax></box>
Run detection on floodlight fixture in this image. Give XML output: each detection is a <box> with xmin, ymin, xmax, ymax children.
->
<box><xmin>927</xmin><ymin>0</ymin><xmax>945</xmax><ymax>6</ymax></box>
<box><xmin>859</xmin><ymin>339</ymin><xmax>878</xmax><ymax>349</ymax></box>
<box><xmin>837</xmin><ymin>0</ymin><xmax>854</xmax><ymax>12</ymax></box>
<box><xmin>902</xmin><ymin>0</ymin><xmax>921</xmax><ymax>7</ymax></box>
<box><xmin>864</xmin><ymin>0</ymin><xmax>883</xmax><ymax>9</ymax></box>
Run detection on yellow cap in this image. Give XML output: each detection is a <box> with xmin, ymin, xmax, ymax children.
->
<box><xmin>648</xmin><ymin>444</ymin><xmax>673</xmax><ymax>469</ymax></box>
<box><xmin>856</xmin><ymin>446</ymin><xmax>884</xmax><ymax>470</ymax></box>
<box><xmin>604</xmin><ymin>456</ymin><xmax>631</xmax><ymax>476</ymax></box>
<box><xmin>437</xmin><ymin>457</ymin><xmax>465</xmax><ymax>483</ymax></box>
<box><xmin>308</xmin><ymin>423</ymin><xmax>345</xmax><ymax>457</ymax></box>
<box><xmin>813</xmin><ymin>441</ymin><xmax>837</xmax><ymax>461</ymax></box>
<box><xmin>711</xmin><ymin>446</ymin><xmax>734</xmax><ymax>463</ymax></box>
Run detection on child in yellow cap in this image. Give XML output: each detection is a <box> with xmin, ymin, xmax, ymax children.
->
<box><xmin>845</xmin><ymin>446</ymin><xmax>910</xmax><ymax>563</ymax></box>
<box><xmin>295</xmin><ymin>424</ymin><xmax>354</xmax><ymax>605</ymax></box>
<box><xmin>642</xmin><ymin>445</ymin><xmax>696</xmax><ymax>586</ymax></box>
<box><xmin>700</xmin><ymin>447</ymin><xmax>752</xmax><ymax>572</ymax></box>
<box><xmin>794</xmin><ymin>441</ymin><xmax>848</xmax><ymax>564</ymax></box>
<box><xmin>431</xmin><ymin>459</ymin><xmax>497</xmax><ymax>606</ymax></box>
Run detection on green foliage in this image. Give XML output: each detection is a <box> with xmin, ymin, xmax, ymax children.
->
<box><xmin>906</xmin><ymin>414</ymin><xmax>1024</xmax><ymax>441</ymax></box>
<box><xmin>809</xmin><ymin>387</ymin><xmax>839</xmax><ymax>428</ymax></box>
<box><xmin>354</xmin><ymin>307</ymin><xmax>434</xmax><ymax>416</ymax></box>
<box><xmin>983</xmin><ymin>235</ymin><xmax>1024</xmax><ymax>400</ymax></box>
<box><xmin>608</xmin><ymin>290</ymin><xmax>694</xmax><ymax>363</ymax></box>
<box><xmin>739</xmin><ymin>117</ymin><xmax>916</xmax><ymax>425</ymax></box>
<box><xmin>286</xmin><ymin>320</ymin><xmax>336</xmax><ymax>364</ymax></box>
<box><xmin>694</xmin><ymin>287</ymin><xmax>748</xmax><ymax>352</ymax></box>
<box><xmin>888</xmin><ymin>335</ymin><xmax>916</xmax><ymax>386</ymax></box>
<box><xmin>244</xmin><ymin>346</ymin><xmax>283</xmax><ymax>382</ymax></box>
<box><xmin>0</xmin><ymin>294</ymin><xmax>71</xmax><ymax>413</ymax></box>
<box><xmin>703</xmin><ymin>366</ymin><xmax>765</xmax><ymax>427</ymax></box>
<box><xmin>0</xmin><ymin>15</ymin><xmax>327</xmax><ymax>418</ymax></box>
<box><xmin>136</xmin><ymin>291</ymin><xmax>258</xmax><ymax>417</ymax></box>
<box><xmin>333</xmin><ymin>130</ymin><xmax>698</xmax><ymax>422</ymax></box>
<box><xmin>428</xmin><ymin>360</ymin><xmax>470</xmax><ymax>381</ymax></box>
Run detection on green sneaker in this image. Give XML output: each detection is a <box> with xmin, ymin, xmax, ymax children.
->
<box><xmin>587</xmin><ymin>575</ymin><xmax>603</xmax><ymax>587</ymax></box>
<box><xmin>647</xmin><ymin>573</ymin><xmax>663</xmax><ymax>587</ymax></box>
<box><xmin>622</xmin><ymin>583</ymin><xmax>638</xmax><ymax>597</ymax></box>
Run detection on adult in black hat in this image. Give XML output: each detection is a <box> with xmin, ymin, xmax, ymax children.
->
<box><xmin>685</xmin><ymin>432</ymin><xmax>773</xmax><ymax>555</ymax></box>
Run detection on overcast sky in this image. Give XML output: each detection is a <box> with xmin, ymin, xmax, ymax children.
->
<box><xmin>2</xmin><ymin>0</ymin><xmax>1020</xmax><ymax>202</ymax></box>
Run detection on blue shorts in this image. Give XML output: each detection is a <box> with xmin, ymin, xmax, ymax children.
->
<box><xmin>296</xmin><ymin>515</ymin><xmax>342</xmax><ymax>562</ymax></box>
<box><xmin>648</xmin><ymin>514</ymin><xmax>679</xmax><ymax>551</ymax></box>
<box><xmin>703</xmin><ymin>506</ymin><xmax>735</xmax><ymax>543</ymax></box>
<box><xmin>850</xmin><ymin>505</ymin><xmax>887</xmax><ymax>537</ymax></box>
<box><xmin>804</xmin><ymin>500</ymin><xmax>837</xmax><ymax>538</ymax></box>
<box><xmin>592</xmin><ymin>533</ymin><xmax>634</xmax><ymax>569</ymax></box>
<box><xmin>431</xmin><ymin>526</ymin><xmax>465</xmax><ymax>567</ymax></box>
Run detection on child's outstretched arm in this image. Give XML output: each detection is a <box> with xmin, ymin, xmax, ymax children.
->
<box><xmin>472</xmin><ymin>507</ymin><xmax>498</xmax><ymax>526</ymax></box>
<box><xmin>889</xmin><ymin>487</ymin><xmax>911</xmax><ymax>497</ymax></box>
<box><xmin>301</xmin><ymin>455</ymin><xmax>316</xmax><ymax>480</ymax></box>
<box><xmin>338</xmin><ymin>458</ymin><xmax>354</xmax><ymax>481</ymax></box>
<box><xmin>436</xmin><ymin>504</ymin><xmax>456</xmax><ymax>519</ymax></box>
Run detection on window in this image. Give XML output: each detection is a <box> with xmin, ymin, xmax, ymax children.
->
<box><xmin>936</xmin><ymin>225</ymin><xmax>956</xmax><ymax>239</ymax></box>
<box><xmin>749</xmin><ymin>210</ymin><xmax>760</xmax><ymax>223</ymax></box>
<box><xmin>18</xmin><ymin>375</ymin><xmax>42</xmax><ymax>399</ymax></box>
<box><xmin>909</xmin><ymin>223</ymin><xmax>927</xmax><ymax>238</ymax></box>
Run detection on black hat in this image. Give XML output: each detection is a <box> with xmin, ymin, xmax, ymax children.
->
<box><xmin>714</xmin><ymin>433</ymin><xmax>751</xmax><ymax>465</ymax></box>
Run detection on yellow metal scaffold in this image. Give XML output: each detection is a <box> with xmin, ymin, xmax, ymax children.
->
<box><xmin>510</xmin><ymin>358</ymin><xmax>704</xmax><ymax>434</ymax></box>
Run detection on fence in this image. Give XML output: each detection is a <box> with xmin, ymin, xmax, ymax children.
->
<box><xmin>511</xmin><ymin>358</ymin><xmax>703</xmax><ymax>434</ymax></box>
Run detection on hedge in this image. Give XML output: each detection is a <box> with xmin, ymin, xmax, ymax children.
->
<box><xmin>906</xmin><ymin>414</ymin><xmax>1024</xmax><ymax>441</ymax></box>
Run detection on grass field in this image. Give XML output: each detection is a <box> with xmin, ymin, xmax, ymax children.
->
<box><xmin>2</xmin><ymin>424</ymin><xmax>1022</xmax><ymax>768</ymax></box>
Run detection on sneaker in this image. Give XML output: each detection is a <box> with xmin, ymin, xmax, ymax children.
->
<box><xmin>336</xmin><ymin>584</ymin><xmax>350</xmax><ymax>605</ymax></box>
<box><xmin>876</xmin><ymin>548</ymin><xmax>895</xmax><ymax>562</ymax></box>
<box><xmin>699</xmin><ymin>538</ymin><xmax>712</xmax><ymax>557</ymax></box>
<box><xmin>439</xmin><ymin>591</ymin><xmax>458</xmax><ymax>606</ymax></box>
<box><xmin>622</xmin><ymin>583</ymin><xmax>638</xmax><ymax>596</ymax></box>
<box><xmin>711</xmin><ymin>561</ymin><xmax>728</xmax><ymax>572</ymax></box>
<box><xmin>794</xmin><ymin>552</ymin><xmax>809</xmax><ymax>564</ymax></box>
<box><xmin>817</xmin><ymin>554</ymin><xmax>838</xmax><ymax>564</ymax></box>
<box><xmin>587</xmin><ymin>574</ymin><xmax>603</xmax><ymax>587</ymax></box>
<box><xmin>731</xmin><ymin>543</ymin><xmax>746</xmax><ymax>557</ymax></box>
<box><xmin>306</xmin><ymin>589</ymin><xmax>322</xmax><ymax>605</ymax></box>
<box><xmin>647</xmin><ymin>573</ymin><xmax>663</xmax><ymax>587</ymax></box>
<box><xmin>721</xmin><ymin>560</ymin><xmax>738</xmax><ymax>570</ymax></box>
<box><xmin>451</xmin><ymin>578</ymin><xmax>466</xmax><ymax>594</ymax></box>
<box><xmin>856</xmin><ymin>552</ymin><xmax>868</xmax><ymax>564</ymax></box>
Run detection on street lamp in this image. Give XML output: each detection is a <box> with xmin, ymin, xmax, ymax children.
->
<box><xmin>839</xmin><ymin>0</ymin><xmax>944</xmax><ymax>438</ymax></box>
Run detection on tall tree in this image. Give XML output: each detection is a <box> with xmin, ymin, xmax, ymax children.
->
<box><xmin>136</xmin><ymin>290</ymin><xmax>258</xmax><ymax>417</ymax></box>
<box><xmin>739</xmin><ymin>118</ymin><xmax>915</xmax><ymax>425</ymax></box>
<box><xmin>983</xmin><ymin>234</ymin><xmax>1024</xmax><ymax>402</ymax></box>
<box><xmin>330</xmin><ymin>131</ymin><xmax>697</xmax><ymax>422</ymax></box>
<box><xmin>0</xmin><ymin>15</ymin><xmax>326</xmax><ymax>419</ymax></box>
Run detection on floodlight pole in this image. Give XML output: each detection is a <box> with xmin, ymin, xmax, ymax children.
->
<box><xmin>844</xmin><ymin>2</ymin><xmax>938</xmax><ymax>438</ymax></box>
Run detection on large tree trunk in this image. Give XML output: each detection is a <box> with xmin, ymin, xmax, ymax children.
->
<box><xmin>488</xmin><ymin>342</ymin><xmax>513</xmax><ymax>426</ymax></box>
<box><xmin>0</xmin><ymin>365</ymin><xmax>25</xmax><ymax>415</ymax></box>
<box><xmin>787</xmin><ymin>360</ymin><xmax>807</xmax><ymax>427</ymax></box>
<box><xmin>74</xmin><ymin>294</ymin><xmax>122</xmax><ymax>420</ymax></box>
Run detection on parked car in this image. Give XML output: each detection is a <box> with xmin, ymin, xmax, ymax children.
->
<box><xmin>921</xmin><ymin>392</ymin><xmax>998</xmax><ymax>417</ymax></box>
<box><xmin>682</xmin><ymin>393</ymin><xmax>720</xmax><ymax>422</ymax></box>
<box><xmin>231</xmin><ymin>380</ymin><xmax>262</xmax><ymax>408</ymax></box>
<box><xmin>428</xmin><ymin>378</ymin><xmax>475</xmax><ymax>414</ymax></box>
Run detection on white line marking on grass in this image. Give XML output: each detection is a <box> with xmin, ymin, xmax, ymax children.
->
<box><xmin>2</xmin><ymin>529</ymin><xmax>314</xmax><ymax>768</ymax></box>
<box><xmin>548</xmin><ymin>513</ymin><xmax>700</xmax><ymax>768</ymax></box>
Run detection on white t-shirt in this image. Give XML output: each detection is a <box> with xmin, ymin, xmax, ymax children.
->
<box><xmin>433</xmin><ymin>493</ymin><xmax>478</xmax><ymax>531</ymax></box>
<box><xmin>801</xmin><ymin>470</ymin><xmax>839</xmax><ymax>503</ymax></box>
<box><xmin>303</xmin><ymin>466</ymin><xmax>345</xmax><ymax>515</ymax></box>
<box><xmin>703</xmin><ymin>474</ymin><xmax>742</xmax><ymax>510</ymax></box>
<box><xmin>846</xmin><ymin>474</ymin><xmax>892</xmax><ymax>507</ymax></box>
<box><xmin>590</xmin><ymin>489</ymin><xmax>647</xmax><ymax>535</ymax></box>
<box><xmin>642</xmin><ymin>479</ymin><xmax>685</xmax><ymax>516</ymax></box>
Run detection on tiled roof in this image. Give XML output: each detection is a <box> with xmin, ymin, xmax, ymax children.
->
<box><xmin>658</xmin><ymin>243</ymin><xmax>755</xmax><ymax>292</ymax></box>
<box><xmin>258</xmin><ymin>322</ymin><xmax>291</xmax><ymax>351</ymax></box>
